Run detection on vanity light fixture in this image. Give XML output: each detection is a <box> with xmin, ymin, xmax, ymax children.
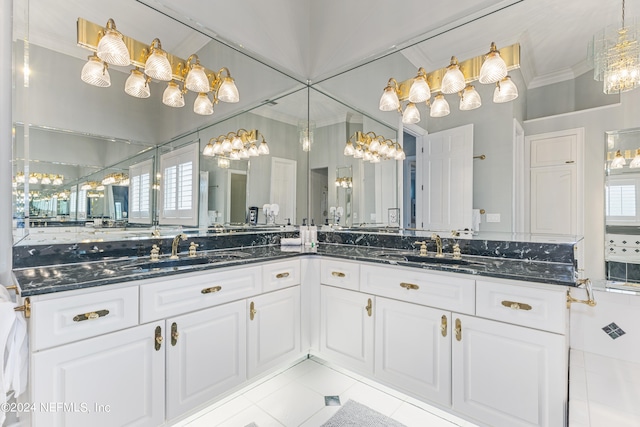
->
<box><xmin>379</xmin><ymin>42</ymin><xmax>520</xmax><ymax>122</ymax></box>
<box><xmin>630</xmin><ymin>149</ymin><xmax>640</xmax><ymax>168</ymax></box>
<box><xmin>202</xmin><ymin>129</ymin><xmax>270</xmax><ymax>160</ymax></box>
<box><xmin>478</xmin><ymin>42</ymin><xmax>508</xmax><ymax>84</ymax></box>
<box><xmin>335</xmin><ymin>177</ymin><xmax>353</xmax><ymax>188</ymax></box>
<box><xmin>493</xmin><ymin>76</ymin><xmax>518</xmax><ymax>103</ymax></box>
<box><xmin>78</xmin><ymin>18</ymin><xmax>240</xmax><ymax>115</ymax></box>
<box><xmin>430</xmin><ymin>94</ymin><xmax>450</xmax><ymax>117</ymax></box>
<box><xmin>589</xmin><ymin>0</ymin><xmax>640</xmax><ymax>94</ymax></box>
<box><xmin>459</xmin><ymin>85</ymin><xmax>482</xmax><ymax>111</ymax></box>
<box><xmin>344</xmin><ymin>131</ymin><xmax>405</xmax><ymax>162</ymax></box>
<box><xmin>13</xmin><ymin>173</ymin><xmax>65</xmax><ymax>185</ymax></box>
<box><xmin>217</xmin><ymin>158</ymin><xmax>230</xmax><ymax>169</ymax></box>
<box><xmin>611</xmin><ymin>150</ymin><xmax>627</xmax><ymax>168</ymax></box>
<box><xmin>101</xmin><ymin>173</ymin><xmax>129</xmax><ymax>186</ymax></box>
<box><xmin>441</xmin><ymin>57</ymin><xmax>466</xmax><ymax>94</ymax></box>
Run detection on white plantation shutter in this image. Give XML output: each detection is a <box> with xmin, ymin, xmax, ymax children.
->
<box><xmin>159</xmin><ymin>143</ymin><xmax>199</xmax><ymax>226</ymax></box>
<box><xmin>606</xmin><ymin>175</ymin><xmax>639</xmax><ymax>224</ymax></box>
<box><xmin>129</xmin><ymin>159</ymin><xmax>153</xmax><ymax>224</ymax></box>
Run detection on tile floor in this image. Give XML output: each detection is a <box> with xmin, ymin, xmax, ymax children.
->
<box><xmin>569</xmin><ymin>350</ymin><xmax>640</xmax><ymax>427</ymax></box>
<box><xmin>171</xmin><ymin>356</ymin><xmax>478</xmax><ymax>427</ymax></box>
<box><xmin>172</xmin><ymin>350</ymin><xmax>640</xmax><ymax>427</ymax></box>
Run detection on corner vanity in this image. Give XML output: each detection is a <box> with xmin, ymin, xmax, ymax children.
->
<box><xmin>11</xmin><ymin>230</ymin><xmax>587</xmax><ymax>427</ymax></box>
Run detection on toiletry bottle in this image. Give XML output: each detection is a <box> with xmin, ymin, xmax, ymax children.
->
<box><xmin>301</xmin><ymin>218</ymin><xmax>309</xmax><ymax>245</ymax></box>
<box><xmin>309</xmin><ymin>219</ymin><xmax>317</xmax><ymax>245</ymax></box>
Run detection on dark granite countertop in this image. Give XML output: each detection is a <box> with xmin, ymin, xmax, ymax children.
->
<box><xmin>12</xmin><ymin>242</ymin><xmax>576</xmax><ymax>297</ymax></box>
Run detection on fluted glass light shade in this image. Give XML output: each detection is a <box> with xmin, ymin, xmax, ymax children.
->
<box><xmin>124</xmin><ymin>68</ymin><xmax>150</xmax><ymax>98</ymax></box>
<box><xmin>402</xmin><ymin>102</ymin><xmax>421</xmax><ymax>124</ymax></box>
<box><xmin>493</xmin><ymin>76</ymin><xmax>518</xmax><ymax>103</ymax></box>
<box><xmin>479</xmin><ymin>42</ymin><xmax>507</xmax><ymax>84</ymax></box>
<box><xmin>430</xmin><ymin>94</ymin><xmax>450</xmax><ymax>117</ymax></box>
<box><xmin>379</xmin><ymin>81</ymin><xmax>400</xmax><ymax>111</ymax></box>
<box><xmin>212</xmin><ymin>141</ymin><xmax>224</xmax><ymax>155</ymax></box>
<box><xmin>630</xmin><ymin>149</ymin><xmax>640</xmax><ymax>168</ymax></box>
<box><xmin>459</xmin><ymin>85</ymin><xmax>482</xmax><ymax>110</ymax></box>
<box><xmin>81</xmin><ymin>55</ymin><xmax>111</xmax><ymax>87</ymax></box>
<box><xmin>239</xmin><ymin>149</ymin><xmax>250</xmax><ymax>159</ymax></box>
<box><xmin>162</xmin><ymin>81</ymin><xmax>185</xmax><ymax>107</ymax></box>
<box><xmin>248</xmin><ymin>144</ymin><xmax>259</xmax><ymax>157</ymax></box>
<box><xmin>611</xmin><ymin>150</ymin><xmax>626</xmax><ymax>168</ymax></box>
<box><xmin>231</xmin><ymin>135</ymin><xmax>243</xmax><ymax>150</ymax></box>
<box><xmin>408</xmin><ymin>71</ymin><xmax>431</xmax><ymax>103</ymax></box>
<box><xmin>354</xmin><ymin>146</ymin><xmax>364</xmax><ymax>158</ymax></box>
<box><xmin>344</xmin><ymin>141</ymin><xmax>355</xmax><ymax>156</ymax></box>
<box><xmin>217</xmin><ymin>77</ymin><xmax>240</xmax><ymax>103</ymax></box>
<box><xmin>96</xmin><ymin>19</ymin><xmax>130</xmax><ymax>66</ymax></box>
<box><xmin>193</xmin><ymin>93</ymin><xmax>214</xmax><ymax>115</ymax></box>
<box><xmin>369</xmin><ymin>137</ymin><xmax>380</xmax><ymax>153</ymax></box>
<box><xmin>441</xmin><ymin>57</ymin><xmax>466</xmax><ymax>94</ymax></box>
<box><xmin>185</xmin><ymin>63</ymin><xmax>210</xmax><ymax>93</ymax></box>
<box><xmin>221</xmin><ymin>138</ymin><xmax>233</xmax><ymax>153</ymax></box>
<box><xmin>258</xmin><ymin>139</ymin><xmax>270</xmax><ymax>155</ymax></box>
<box><xmin>144</xmin><ymin>39</ymin><xmax>173</xmax><ymax>81</ymax></box>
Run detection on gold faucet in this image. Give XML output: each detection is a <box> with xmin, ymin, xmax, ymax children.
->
<box><xmin>431</xmin><ymin>234</ymin><xmax>444</xmax><ymax>258</ymax></box>
<box><xmin>414</xmin><ymin>241</ymin><xmax>428</xmax><ymax>256</ymax></box>
<box><xmin>170</xmin><ymin>234</ymin><xmax>188</xmax><ymax>259</ymax></box>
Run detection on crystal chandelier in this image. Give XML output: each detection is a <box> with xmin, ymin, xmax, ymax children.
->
<box><xmin>589</xmin><ymin>0</ymin><xmax>640</xmax><ymax>94</ymax></box>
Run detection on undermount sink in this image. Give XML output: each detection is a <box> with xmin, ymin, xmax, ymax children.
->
<box><xmin>371</xmin><ymin>250</ymin><xmax>483</xmax><ymax>267</ymax></box>
<box><xmin>125</xmin><ymin>251</ymin><xmax>250</xmax><ymax>272</ymax></box>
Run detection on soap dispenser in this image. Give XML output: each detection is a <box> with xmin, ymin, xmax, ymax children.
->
<box><xmin>301</xmin><ymin>218</ymin><xmax>309</xmax><ymax>244</ymax></box>
<box><xmin>309</xmin><ymin>219</ymin><xmax>318</xmax><ymax>245</ymax></box>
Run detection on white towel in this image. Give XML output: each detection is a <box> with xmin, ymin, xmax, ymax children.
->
<box><xmin>281</xmin><ymin>237</ymin><xmax>302</xmax><ymax>246</ymax></box>
<box><xmin>471</xmin><ymin>209</ymin><xmax>482</xmax><ymax>231</ymax></box>
<box><xmin>0</xmin><ymin>286</ymin><xmax>29</xmax><ymax>426</ymax></box>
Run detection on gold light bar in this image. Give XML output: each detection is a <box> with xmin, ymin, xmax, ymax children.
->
<box><xmin>396</xmin><ymin>43</ymin><xmax>520</xmax><ymax>99</ymax></box>
<box><xmin>77</xmin><ymin>18</ymin><xmax>215</xmax><ymax>82</ymax></box>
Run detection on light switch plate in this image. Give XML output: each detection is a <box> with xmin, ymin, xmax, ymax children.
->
<box><xmin>486</xmin><ymin>213</ymin><xmax>501</xmax><ymax>223</ymax></box>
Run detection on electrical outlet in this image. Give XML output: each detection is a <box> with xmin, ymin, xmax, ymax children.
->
<box><xmin>486</xmin><ymin>213</ymin><xmax>501</xmax><ymax>223</ymax></box>
<box><xmin>353</xmin><ymin>212</ymin><xmax>358</xmax><ymax>220</ymax></box>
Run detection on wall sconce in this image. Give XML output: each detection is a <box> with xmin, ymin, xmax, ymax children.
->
<box><xmin>202</xmin><ymin>129</ymin><xmax>270</xmax><ymax>161</ymax></box>
<box><xmin>379</xmin><ymin>42</ymin><xmax>520</xmax><ymax>123</ymax></box>
<box><xmin>344</xmin><ymin>131</ymin><xmax>405</xmax><ymax>162</ymax></box>
<box><xmin>78</xmin><ymin>18</ymin><xmax>240</xmax><ymax>116</ymax></box>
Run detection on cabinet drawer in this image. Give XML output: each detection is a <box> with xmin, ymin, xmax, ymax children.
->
<box><xmin>32</xmin><ymin>286</ymin><xmax>139</xmax><ymax>351</ymax></box>
<box><xmin>320</xmin><ymin>259</ymin><xmax>360</xmax><ymax>290</ymax></box>
<box><xmin>475</xmin><ymin>280</ymin><xmax>567</xmax><ymax>334</ymax></box>
<box><xmin>140</xmin><ymin>265</ymin><xmax>261</xmax><ymax>323</ymax></box>
<box><xmin>262</xmin><ymin>259</ymin><xmax>301</xmax><ymax>291</ymax></box>
<box><xmin>360</xmin><ymin>264</ymin><xmax>475</xmax><ymax>314</ymax></box>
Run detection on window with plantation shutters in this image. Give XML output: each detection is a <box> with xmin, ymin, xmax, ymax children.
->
<box><xmin>159</xmin><ymin>143</ymin><xmax>199</xmax><ymax>226</ymax></box>
<box><xmin>606</xmin><ymin>175</ymin><xmax>639</xmax><ymax>225</ymax></box>
<box><xmin>129</xmin><ymin>159</ymin><xmax>153</xmax><ymax>224</ymax></box>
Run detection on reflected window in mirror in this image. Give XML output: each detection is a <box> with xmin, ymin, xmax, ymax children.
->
<box><xmin>129</xmin><ymin>159</ymin><xmax>153</xmax><ymax>224</ymax></box>
<box><xmin>159</xmin><ymin>143</ymin><xmax>199</xmax><ymax>226</ymax></box>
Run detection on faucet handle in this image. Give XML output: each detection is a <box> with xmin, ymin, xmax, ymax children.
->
<box><xmin>188</xmin><ymin>242</ymin><xmax>199</xmax><ymax>257</ymax></box>
<box><xmin>150</xmin><ymin>244</ymin><xmax>160</xmax><ymax>261</ymax></box>
<box><xmin>414</xmin><ymin>241</ymin><xmax>427</xmax><ymax>256</ymax></box>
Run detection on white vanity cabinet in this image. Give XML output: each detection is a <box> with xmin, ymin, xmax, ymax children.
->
<box><xmin>28</xmin><ymin>259</ymin><xmax>302</xmax><ymax>427</ymax></box>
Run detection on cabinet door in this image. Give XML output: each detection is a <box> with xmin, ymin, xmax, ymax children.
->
<box><xmin>320</xmin><ymin>286</ymin><xmax>374</xmax><ymax>374</ymax></box>
<box><xmin>452</xmin><ymin>314</ymin><xmax>567</xmax><ymax>427</ymax></box>
<box><xmin>530</xmin><ymin>165</ymin><xmax>576</xmax><ymax>235</ymax></box>
<box><xmin>375</xmin><ymin>298</ymin><xmax>451</xmax><ymax>406</ymax></box>
<box><xmin>165</xmin><ymin>300</ymin><xmax>246</xmax><ymax>420</ymax></box>
<box><xmin>247</xmin><ymin>286</ymin><xmax>301</xmax><ymax>378</ymax></box>
<box><xmin>32</xmin><ymin>323</ymin><xmax>164</xmax><ymax>427</ymax></box>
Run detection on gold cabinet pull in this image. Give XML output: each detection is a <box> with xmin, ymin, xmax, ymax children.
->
<box><xmin>365</xmin><ymin>298</ymin><xmax>372</xmax><ymax>317</ymax></box>
<box><xmin>201</xmin><ymin>286</ymin><xmax>222</xmax><ymax>294</ymax></box>
<box><xmin>455</xmin><ymin>318</ymin><xmax>462</xmax><ymax>341</ymax></box>
<box><xmin>171</xmin><ymin>322</ymin><xmax>179</xmax><ymax>346</ymax></box>
<box><xmin>5</xmin><ymin>285</ymin><xmax>19</xmax><ymax>295</ymax></box>
<box><xmin>13</xmin><ymin>297</ymin><xmax>31</xmax><ymax>318</ymax></box>
<box><xmin>276</xmin><ymin>272</ymin><xmax>290</xmax><ymax>279</ymax></box>
<box><xmin>400</xmin><ymin>282</ymin><xmax>420</xmax><ymax>290</ymax></box>
<box><xmin>154</xmin><ymin>326</ymin><xmax>163</xmax><ymax>351</ymax></box>
<box><xmin>250</xmin><ymin>301</ymin><xmax>257</xmax><ymax>321</ymax></box>
<box><xmin>441</xmin><ymin>315</ymin><xmax>448</xmax><ymax>337</ymax></box>
<box><xmin>566</xmin><ymin>278</ymin><xmax>597</xmax><ymax>308</ymax></box>
<box><xmin>332</xmin><ymin>271</ymin><xmax>346</xmax><ymax>278</ymax></box>
<box><xmin>500</xmin><ymin>300</ymin><xmax>532</xmax><ymax>311</ymax></box>
<box><xmin>73</xmin><ymin>309</ymin><xmax>110</xmax><ymax>322</ymax></box>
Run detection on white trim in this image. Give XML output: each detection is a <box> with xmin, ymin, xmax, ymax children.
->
<box><xmin>512</xmin><ymin>119</ymin><xmax>525</xmax><ymax>233</ymax></box>
<box><xmin>523</xmin><ymin>103</ymin><xmax>621</xmax><ymax>124</ymax></box>
<box><xmin>225</xmin><ymin>169</ymin><xmax>247</xmax><ymax>223</ymax></box>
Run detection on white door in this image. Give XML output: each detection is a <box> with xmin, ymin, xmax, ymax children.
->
<box><xmin>320</xmin><ymin>286</ymin><xmax>374</xmax><ymax>374</ymax></box>
<box><xmin>452</xmin><ymin>314</ymin><xmax>566</xmax><ymax>427</ymax></box>
<box><xmin>525</xmin><ymin>128</ymin><xmax>583</xmax><ymax>236</ymax></box>
<box><xmin>375</xmin><ymin>297</ymin><xmax>451</xmax><ymax>406</ymax></box>
<box><xmin>32</xmin><ymin>323</ymin><xmax>164</xmax><ymax>427</ymax></box>
<box><xmin>417</xmin><ymin>124</ymin><xmax>473</xmax><ymax>231</ymax></box>
<box><xmin>270</xmin><ymin>157</ymin><xmax>297</xmax><ymax>224</ymax></box>
<box><xmin>165</xmin><ymin>300</ymin><xmax>246</xmax><ymax>420</ymax></box>
<box><xmin>247</xmin><ymin>286</ymin><xmax>301</xmax><ymax>378</ymax></box>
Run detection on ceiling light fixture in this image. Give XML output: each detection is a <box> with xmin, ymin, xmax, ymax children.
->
<box><xmin>299</xmin><ymin>121</ymin><xmax>315</xmax><ymax>152</ymax></box>
<box><xmin>344</xmin><ymin>131</ymin><xmax>405</xmax><ymax>162</ymax></box>
<box><xmin>589</xmin><ymin>0</ymin><xmax>640</xmax><ymax>94</ymax></box>
<box><xmin>78</xmin><ymin>17</ymin><xmax>240</xmax><ymax>115</ymax></box>
<box><xmin>379</xmin><ymin>42</ymin><xmax>520</xmax><ymax>122</ymax></box>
